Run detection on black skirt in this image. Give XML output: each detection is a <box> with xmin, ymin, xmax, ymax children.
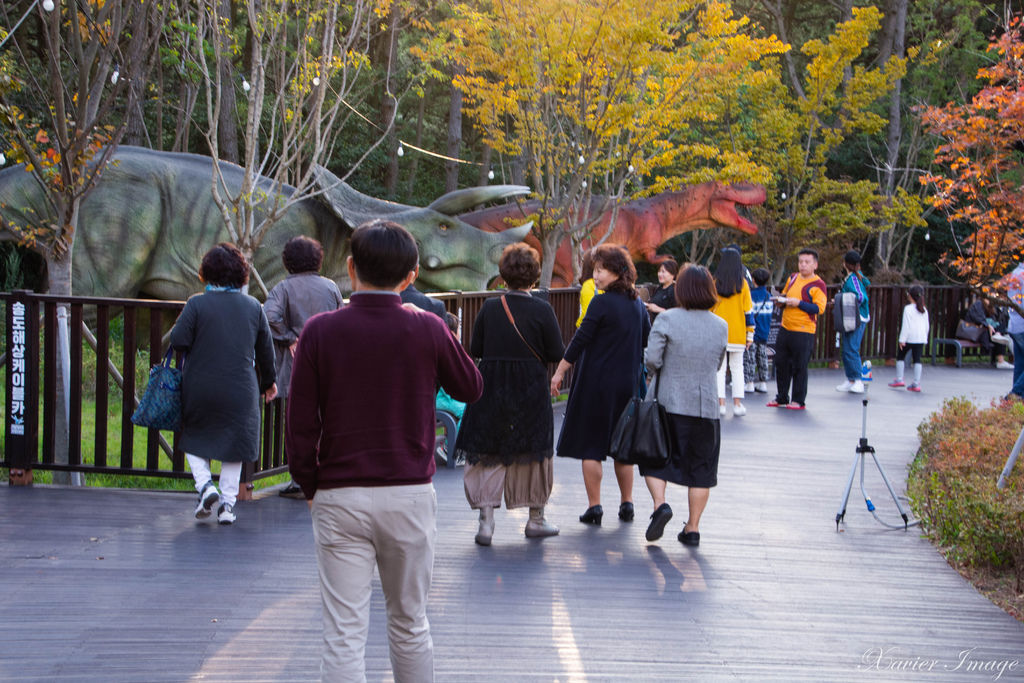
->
<box><xmin>639</xmin><ymin>413</ymin><xmax>720</xmax><ymax>488</ymax></box>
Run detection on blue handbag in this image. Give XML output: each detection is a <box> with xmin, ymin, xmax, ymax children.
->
<box><xmin>131</xmin><ymin>349</ymin><xmax>183</xmax><ymax>431</ymax></box>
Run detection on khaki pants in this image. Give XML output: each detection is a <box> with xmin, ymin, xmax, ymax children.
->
<box><xmin>463</xmin><ymin>457</ymin><xmax>553</xmax><ymax>509</ymax></box>
<box><xmin>311</xmin><ymin>484</ymin><xmax>437</xmax><ymax>683</ymax></box>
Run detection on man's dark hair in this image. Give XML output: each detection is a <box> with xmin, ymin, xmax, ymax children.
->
<box><xmin>675</xmin><ymin>265</ymin><xmax>718</xmax><ymax>310</ymax></box>
<box><xmin>592</xmin><ymin>244</ymin><xmax>638</xmax><ymax>299</ymax></box>
<box><xmin>199</xmin><ymin>242</ymin><xmax>249</xmax><ymax>288</ymax></box>
<box><xmin>350</xmin><ymin>220</ymin><xmax>419</xmax><ymax>288</ymax></box>
<box><xmin>282</xmin><ymin>235</ymin><xmax>324</xmax><ymax>274</ymax></box>
<box><xmin>499</xmin><ymin>242</ymin><xmax>541</xmax><ymax>290</ymax></box>
<box><xmin>798</xmin><ymin>248</ymin><xmax>819</xmax><ymax>261</ymax></box>
<box><xmin>752</xmin><ymin>268</ymin><xmax>771</xmax><ymax>287</ymax></box>
<box><xmin>443</xmin><ymin>312</ymin><xmax>459</xmax><ymax>334</ymax></box>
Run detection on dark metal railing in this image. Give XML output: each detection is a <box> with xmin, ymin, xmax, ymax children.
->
<box><xmin>1</xmin><ymin>284</ymin><xmax>973</xmax><ymax>487</ymax></box>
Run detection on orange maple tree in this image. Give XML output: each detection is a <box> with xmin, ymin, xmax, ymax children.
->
<box><xmin>920</xmin><ymin>17</ymin><xmax>1024</xmax><ymax>308</ymax></box>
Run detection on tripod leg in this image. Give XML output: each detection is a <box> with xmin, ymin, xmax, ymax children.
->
<box><xmin>835</xmin><ymin>452</ymin><xmax>862</xmax><ymax>530</ymax></box>
<box><xmin>868</xmin><ymin>450</ymin><xmax>911</xmax><ymax>529</ymax></box>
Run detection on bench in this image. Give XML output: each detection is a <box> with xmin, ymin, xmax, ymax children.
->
<box><xmin>931</xmin><ymin>337</ymin><xmax>984</xmax><ymax>367</ymax></box>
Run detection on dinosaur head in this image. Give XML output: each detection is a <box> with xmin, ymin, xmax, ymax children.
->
<box><xmin>314</xmin><ymin>166</ymin><xmax>531</xmax><ymax>291</ymax></box>
<box><xmin>709</xmin><ymin>182</ymin><xmax>765</xmax><ymax>235</ymax></box>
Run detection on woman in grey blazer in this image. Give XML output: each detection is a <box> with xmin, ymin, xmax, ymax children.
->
<box><xmin>641</xmin><ymin>265</ymin><xmax>727</xmax><ymax>547</ymax></box>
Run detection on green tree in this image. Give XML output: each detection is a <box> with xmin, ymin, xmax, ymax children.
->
<box><xmin>0</xmin><ymin>0</ymin><xmax>165</xmax><ymax>483</ymax></box>
<box><xmin>423</xmin><ymin>0</ymin><xmax>786</xmax><ymax>286</ymax></box>
<box><xmin>734</xmin><ymin>6</ymin><xmax>924</xmax><ymax>281</ymax></box>
<box><xmin>189</xmin><ymin>0</ymin><xmax>392</xmax><ymax>294</ymax></box>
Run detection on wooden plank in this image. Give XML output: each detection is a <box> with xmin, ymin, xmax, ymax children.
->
<box><xmin>1</xmin><ymin>365</ymin><xmax>1022</xmax><ymax>681</ymax></box>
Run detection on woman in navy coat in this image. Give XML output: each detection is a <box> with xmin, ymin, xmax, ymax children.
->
<box><xmin>550</xmin><ymin>245</ymin><xmax>650</xmax><ymax>526</ymax></box>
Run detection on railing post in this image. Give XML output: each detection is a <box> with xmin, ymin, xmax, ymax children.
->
<box><xmin>6</xmin><ymin>290</ymin><xmax>39</xmax><ymax>485</ymax></box>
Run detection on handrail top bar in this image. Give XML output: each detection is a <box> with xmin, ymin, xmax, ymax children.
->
<box><xmin>0</xmin><ymin>286</ymin><xmax>586</xmax><ymax>307</ymax></box>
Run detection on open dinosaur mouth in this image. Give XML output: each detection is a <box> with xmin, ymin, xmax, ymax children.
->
<box><xmin>712</xmin><ymin>198</ymin><xmax>759</xmax><ymax>235</ymax></box>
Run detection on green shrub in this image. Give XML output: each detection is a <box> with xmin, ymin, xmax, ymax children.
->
<box><xmin>909</xmin><ymin>397</ymin><xmax>1024</xmax><ymax>589</ymax></box>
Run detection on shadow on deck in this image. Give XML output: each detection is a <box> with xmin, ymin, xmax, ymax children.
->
<box><xmin>2</xmin><ymin>365</ymin><xmax>1023</xmax><ymax>681</ymax></box>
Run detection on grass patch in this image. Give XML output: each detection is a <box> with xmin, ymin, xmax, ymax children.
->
<box><xmin>908</xmin><ymin>396</ymin><xmax>1024</xmax><ymax>621</ymax></box>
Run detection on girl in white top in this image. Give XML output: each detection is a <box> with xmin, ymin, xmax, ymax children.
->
<box><xmin>890</xmin><ymin>285</ymin><xmax>930</xmax><ymax>392</ymax></box>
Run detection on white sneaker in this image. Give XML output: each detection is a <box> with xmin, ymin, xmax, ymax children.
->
<box><xmin>835</xmin><ymin>379</ymin><xmax>853</xmax><ymax>392</ymax></box>
<box><xmin>719</xmin><ymin>404</ymin><xmax>727</xmax><ymax>417</ymax></box>
<box><xmin>733</xmin><ymin>403</ymin><xmax>746</xmax><ymax>417</ymax></box>
<box><xmin>755</xmin><ymin>382</ymin><xmax>768</xmax><ymax>393</ymax></box>
<box><xmin>996</xmin><ymin>360</ymin><xmax>1014</xmax><ymax>370</ymax></box>
<box><xmin>744</xmin><ymin>382</ymin><xmax>755</xmax><ymax>393</ymax></box>
<box><xmin>849</xmin><ymin>380</ymin><xmax>865</xmax><ymax>394</ymax></box>
<box><xmin>217</xmin><ymin>503</ymin><xmax>236</xmax><ymax>525</ymax></box>
<box><xmin>992</xmin><ymin>332</ymin><xmax>1011</xmax><ymax>345</ymax></box>
<box><xmin>194</xmin><ymin>482</ymin><xmax>219</xmax><ymax>519</ymax></box>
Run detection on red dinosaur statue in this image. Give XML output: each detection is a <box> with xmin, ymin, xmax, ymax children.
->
<box><xmin>459</xmin><ymin>181</ymin><xmax>766</xmax><ymax>286</ymax></box>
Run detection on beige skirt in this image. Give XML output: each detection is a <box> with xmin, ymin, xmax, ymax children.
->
<box><xmin>463</xmin><ymin>457</ymin><xmax>554</xmax><ymax>509</ymax></box>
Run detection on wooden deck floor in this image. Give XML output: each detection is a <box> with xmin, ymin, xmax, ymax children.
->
<box><xmin>2</xmin><ymin>365</ymin><xmax>1023</xmax><ymax>681</ymax></box>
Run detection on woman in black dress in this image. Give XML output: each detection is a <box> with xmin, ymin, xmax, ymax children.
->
<box><xmin>550</xmin><ymin>245</ymin><xmax>650</xmax><ymax>525</ymax></box>
<box><xmin>455</xmin><ymin>243</ymin><xmax>566</xmax><ymax>545</ymax></box>
<box><xmin>645</xmin><ymin>259</ymin><xmax>679</xmax><ymax>323</ymax></box>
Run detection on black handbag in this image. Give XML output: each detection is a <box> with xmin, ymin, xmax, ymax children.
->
<box><xmin>609</xmin><ymin>368</ymin><xmax>670</xmax><ymax>469</ymax></box>
<box><xmin>955</xmin><ymin>319</ymin><xmax>984</xmax><ymax>343</ymax></box>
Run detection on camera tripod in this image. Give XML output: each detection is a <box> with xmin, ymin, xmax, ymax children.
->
<box><xmin>834</xmin><ymin>386</ymin><xmax>919</xmax><ymax>531</ymax></box>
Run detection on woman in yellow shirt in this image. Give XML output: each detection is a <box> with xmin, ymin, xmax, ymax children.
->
<box><xmin>711</xmin><ymin>248</ymin><xmax>753</xmax><ymax>417</ymax></box>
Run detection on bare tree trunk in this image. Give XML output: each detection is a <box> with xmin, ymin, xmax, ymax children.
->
<box><xmin>478</xmin><ymin>145</ymin><xmax>493</xmax><ymax>186</ymax></box>
<box><xmin>216</xmin><ymin>0</ymin><xmax>239</xmax><ymax>163</ymax></box>
<box><xmin>45</xmin><ymin>217</ymin><xmax>79</xmax><ymax>485</ymax></box>
<box><xmin>446</xmin><ymin>66</ymin><xmax>464</xmax><ymax>193</ymax></box>
<box><xmin>538</xmin><ymin>230</ymin><xmax>562</xmax><ymax>289</ymax></box>
<box><xmin>405</xmin><ymin>95</ymin><xmax>426</xmax><ymax>197</ymax></box>
<box><xmin>877</xmin><ymin>0</ymin><xmax>907</xmax><ymax>272</ymax></box>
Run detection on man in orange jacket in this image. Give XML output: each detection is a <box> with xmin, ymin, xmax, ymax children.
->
<box><xmin>767</xmin><ymin>248</ymin><xmax>827</xmax><ymax>410</ymax></box>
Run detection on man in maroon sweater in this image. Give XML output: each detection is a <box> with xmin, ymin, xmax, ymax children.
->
<box><xmin>286</xmin><ymin>220</ymin><xmax>482</xmax><ymax>682</ymax></box>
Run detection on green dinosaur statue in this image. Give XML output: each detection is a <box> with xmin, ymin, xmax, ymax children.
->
<box><xmin>0</xmin><ymin>146</ymin><xmax>531</xmax><ymax>298</ymax></box>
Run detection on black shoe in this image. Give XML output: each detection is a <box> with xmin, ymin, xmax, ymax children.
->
<box><xmin>579</xmin><ymin>505</ymin><xmax>603</xmax><ymax>525</ymax></box>
<box><xmin>618</xmin><ymin>501</ymin><xmax>635</xmax><ymax>522</ymax></box>
<box><xmin>678</xmin><ymin>530</ymin><xmax>700</xmax><ymax>546</ymax></box>
<box><xmin>278</xmin><ymin>482</ymin><xmax>305</xmax><ymax>499</ymax></box>
<box><xmin>645</xmin><ymin>503</ymin><xmax>673</xmax><ymax>541</ymax></box>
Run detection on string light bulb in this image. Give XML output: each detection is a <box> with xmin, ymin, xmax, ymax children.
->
<box><xmin>396</xmin><ymin>144</ymin><xmax>404</xmax><ymax>157</ymax></box>
<box><xmin>925</xmin><ymin>230</ymin><xmax>931</xmax><ymax>241</ymax></box>
<box><xmin>581</xmin><ymin>180</ymin><xmax>587</xmax><ymax>189</ymax></box>
<box><xmin>627</xmin><ymin>164</ymin><xmax>634</xmax><ymax>174</ymax></box>
<box><xmin>0</xmin><ymin>153</ymin><xmax>6</xmax><ymax>165</ymax></box>
<box><xmin>487</xmin><ymin>170</ymin><xmax>494</xmax><ymax>180</ymax></box>
<box><xmin>42</xmin><ymin>0</ymin><xmax>55</xmax><ymax>11</ymax></box>
<box><xmin>110</xmin><ymin>67</ymin><xmax>119</xmax><ymax>85</ymax></box>
<box><xmin>577</xmin><ymin>155</ymin><xmax>585</xmax><ymax>165</ymax></box>
<box><xmin>312</xmin><ymin>76</ymin><xmax>320</xmax><ymax>86</ymax></box>
<box><xmin>242</xmin><ymin>79</ymin><xmax>251</xmax><ymax>92</ymax></box>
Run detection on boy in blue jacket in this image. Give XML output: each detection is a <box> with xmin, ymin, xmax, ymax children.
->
<box><xmin>744</xmin><ymin>268</ymin><xmax>773</xmax><ymax>393</ymax></box>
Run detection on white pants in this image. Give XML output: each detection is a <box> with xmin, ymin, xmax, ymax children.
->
<box><xmin>312</xmin><ymin>484</ymin><xmax>437</xmax><ymax>683</ymax></box>
<box><xmin>717</xmin><ymin>349</ymin><xmax>746</xmax><ymax>401</ymax></box>
<box><xmin>185</xmin><ymin>454</ymin><xmax>241</xmax><ymax>507</ymax></box>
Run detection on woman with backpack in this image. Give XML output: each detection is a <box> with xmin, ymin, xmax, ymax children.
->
<box><xmin>835</xmin><ymin>250</ymin><xmax>870</xmax><ymax>394</ymax></box>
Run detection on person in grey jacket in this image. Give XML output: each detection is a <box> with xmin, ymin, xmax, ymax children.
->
<box><xmin>264</xmin><ymin>236</ymin><xmax>343</xmax><ymax>398</ymax></box>
<box><xmin>170</xmin><ymin>243</ymin><xmax>277</xmax><ymax>525</ymax></box>
<box><xmin>640</xmin><ymin>264</ymin><xmax>727</xmax><ymax>547</ymax></box>
<box><xmin>264</xmin><ymin>236</ymin><xmax>343</xmax><ymax>499</ymax></box>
